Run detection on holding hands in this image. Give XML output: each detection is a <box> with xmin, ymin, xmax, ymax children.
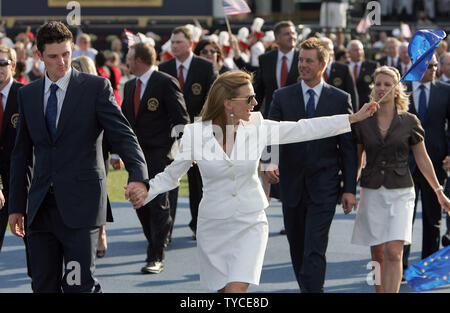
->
<box><xmin>125</xmin><ymin>181</ymin><xmax>148</xmax><ymax>209</ymax></box>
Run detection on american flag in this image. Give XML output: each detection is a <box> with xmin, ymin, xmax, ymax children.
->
<box><xmin>124</xmin><ymin>29</ymin><xmax>135</xmax><ymax>47</ymax></box>
<box><xmin>222</xmin><ymin>0</ymin><xmax>251</xmax><ymax>16</ymax></box>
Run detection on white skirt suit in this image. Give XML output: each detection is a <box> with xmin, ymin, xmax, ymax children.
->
<box><xmin>144</xmin><ymin>112</ymin><xmax>352</xmax><ymax>291</ymax></box>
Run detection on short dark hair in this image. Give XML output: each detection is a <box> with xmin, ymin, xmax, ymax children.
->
<box><xmin>273</xmin><ymin>21</ymin><xmax>295</xmax><ymax>37</ymax></box>
<box><xmin>36</xmin><ymin>21</ymin><xmax>73</xmax><ymax>53</ymax></box>
<box><xmin>130</xmin><ymin>42</ymin><xmax>156</xmax><ymax>66</ymax></box>
<box><xmin>172</xmin><ymin>26</ymin><xmax>192</xmax><ymax>41</ymax></box>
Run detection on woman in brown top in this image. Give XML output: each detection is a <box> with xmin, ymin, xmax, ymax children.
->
<box><xmin>350</xmin><ymin>66</ymin><xmax>450</xmax><ymax>293</ymax></box>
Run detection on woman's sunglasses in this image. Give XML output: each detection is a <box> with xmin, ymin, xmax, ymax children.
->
<box><xmin>230</xmin><ymin>94</ymin><xmax>256</xmax><ymax>104</ymax></box>
<box><xmin>0</xmin><ymin>60</ymin><xmax>12</xmax><ymax>67</ymax></box>
<box><xmin>200</xmin><ymin>48</ymin><xmax>217</xmax><ymax>55</ymax></box>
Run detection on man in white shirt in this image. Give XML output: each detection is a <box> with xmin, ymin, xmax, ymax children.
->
<box><xmin>72</xmin><ymin>33</ymin><xmax>98</xmax><ymax>61</ymax></box>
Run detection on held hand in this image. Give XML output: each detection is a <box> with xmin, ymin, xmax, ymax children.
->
<box><xmin>442</xmin><ymin>156</ymin><xmax>450</xmax><ymax>171</ymax></box>
<box><xmin>263</xmin><ymin>164</ymin><xmax>280</xmax><ymax>184</ymax></box>
<box><xmin>350</xmin><ymin>102</ymin><xmax>380</xmax><ymax>124</ymax></box>
<box><xmin>341</xmin><ymin>192</ymin><xmax>358</xmax><ymax>215</ymax></box>
<box><xmin>125</xmin><ymin>181</ymin><xmax>148</xmax><ymax>209</ymax></box>
<box><xmin>437</xmin><ymin>192</ymin><xmax>450</xmax><ymax>212</ymax></box>
<box><xmin>8</xmin><ymin>213</ymin><xmax>25</xmax><ymax>237</ymax></box>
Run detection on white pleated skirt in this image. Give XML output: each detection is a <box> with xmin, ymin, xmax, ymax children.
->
<box><xmin>196</xmin><ymin>210</ymin><xmax>269</xmax><ymax>291</ymax></box>
<box><xmin>351</xmin><ymin>186</ymin><xmax>415</xmax><ymax>246</ymax></box>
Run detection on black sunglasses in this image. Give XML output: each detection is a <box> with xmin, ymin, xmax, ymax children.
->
<box><xmin>428</xmin><ymin>63</ymin><xmax>438</xmax><ymax>69</ymax></box>
<box><xmin>0</xmin><ymin>59</ymin><xmax>12</xmax><ymax>67</ymax></box>
<box><xmin>231</xmin><ymin>94</ymin><xmax>256</xmax><ymax>104</ymax></box>
<box><xmin>200</xmin><ymin>48</ymin><xmax>217</xmax><ymax>55</ymax></box>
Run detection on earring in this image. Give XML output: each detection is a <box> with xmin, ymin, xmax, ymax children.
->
<box><xmin>230</xmin><ymin>113</ymin><xmax>235</xmax><ymax>125</ymax></box>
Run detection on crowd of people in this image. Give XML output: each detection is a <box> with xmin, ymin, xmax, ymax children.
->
<box><xmin>0</xmin><ymin>16</ymin><xmax>449</xmax><ymax>294</ymax></box>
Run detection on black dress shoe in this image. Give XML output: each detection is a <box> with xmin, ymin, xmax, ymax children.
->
<box><xmin>442</xmin><ymin>233</ymin><xmax>450</xmax><ymax>247</ymax></box>
<box><xmin>141</xmin><ymin>261</ymin><xmax>164</xmax><ymax>274</ymax></box>
<box><xmin>279</xmin><ymin>229</ymin><xmax>286</xmax><ymax>235</ymax></box>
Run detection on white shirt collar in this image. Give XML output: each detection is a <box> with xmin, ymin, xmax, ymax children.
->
<box><xmin>0</xmin><ymin>76</ymin><xmax>13</xmax><ymax>103</ymax></box>
<box><xmin>136</xmin><ymin>65</ymin><xmax>157</xmax><ymax>85</ymax></box>
<box><xmin>301</xmin><ymin>79</ymin><xmax>324</xmax><ymax>99</ymax></box>
<box><xmin>277</xmin><ymin>48</ymin><xmax>295</xmax><ymax>63</ymax></box>
<box><xmin>176</xmin><ymin>52</ymin><xmax>194</xmax><ymax>71</ymax></box>
<box><xmin>412</xmin><ymin>81</ymin><xmax>431</xmax><ymax>92</ymax></box>
<box><xmin>44</xmin><ymin>68</ymin><xmax>72</xmax><ymax>94</ymax></box>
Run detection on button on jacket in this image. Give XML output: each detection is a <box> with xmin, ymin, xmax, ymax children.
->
<box><xmin>145</xmin><ymin>112</ymin><xmax>352</xmax><ymax>219</ymax></box>
<box><xmin>354</xmin><ymin>109</ymin><xmax>424</xmax><ymax>189</ymax></box>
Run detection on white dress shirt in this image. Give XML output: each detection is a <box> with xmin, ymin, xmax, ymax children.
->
<box><xmin>176</xmin><ymin>52</ymin><xmax>194</xmax><ymax>80</ymax></box>
<box><xmin>276</xmin><ymin>48</ymin><xmax>295</xmax><ymax>88</ymax></box>
<box><xmin>0</xmin><ymin>77</ymin><xmax>13</xmax><ymax>110</ymax></box>
<box><xmin>412</xmin><ymin>81</ymin><xmax>431</xmax><ymax>112</ymax></box>
<box><xmin>301</xmin><ymin>79</ymin><xmax>324</xmax><ymax>111</ymax></box>
<box><xmin>135</xmin><ymin>65</ymin><xmax>157</xmax><ymax>100</ymax></box>
<box><xmin>43</xmin><ymin>68</ymin><xmax>72</xmax><ymax>127</ymax></box>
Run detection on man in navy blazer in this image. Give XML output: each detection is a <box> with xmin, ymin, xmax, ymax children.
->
<box><xmin>8</xmin><ymin>22</ymin><xmax>149</xmax><ymax>293</ymax></box>
<box><xmin>403</xmin><ymin>55</ymin><xmax>450</xmax><ymax>270</ymax></box>
<box><xmin>159</xmin><ymin>26</ymin><xmax>217</xmax><ymax>239</ymax></box>
<box><xmin>0</xmin><ymin>46</ymin><xmax>32</xmax><ymax>279</ymax></box>
<box><xmin>267</xmin><ymin>38</ymin><xmax>357</xmax><ymax>292</ymax></box>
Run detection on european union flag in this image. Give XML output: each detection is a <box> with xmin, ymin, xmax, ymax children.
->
<box><xmin>404</xmin><ymin>245</ymin><xmax>450</xmax><ymax>292</ymax></box>
<box><xmin>400</xmin><ymin>30</ymin><xmax>447</xmax><ymax>82</ymax></box>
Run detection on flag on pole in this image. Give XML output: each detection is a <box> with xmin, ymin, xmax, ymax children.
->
<box><xmin>404</xmin><ymin>245</ymin><xmax>450</xmax><ymax>292</ymax></box>
<box><xmin>356</xmin><ymin>16</ymin><xmax>371</xmax><ymax>34</ymax></box>
<box><xmin>222</xmin><ymin>0</ymin><xmax>251</xmax><ymax>16</ymax></box>
<box><xmin>400</xmin><ymin>29</ymin><xmax>447</xmax><ymax>82</ymax></box>
<box><xmin>124</xmin><ymin>29</ymin><xmax>135</xmax><ymax>48</ymax></box>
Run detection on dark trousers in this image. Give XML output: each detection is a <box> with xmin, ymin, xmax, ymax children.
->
<box><xmin>403</xmin><ymin>172</ymin><xmax>443</xmax><ymax>269</ymax></box>
<box><xmin>282</xmin><ymin>189</ymin><xmax>336</xmax><ymax>293</ymax></box>
<box><xmin>136</xmin><ymin>192</ymin><xmax>172</xmax><ymax>262</ymax></box>
<box><xmin>167</xmin><ymin>187</ymin><xmax>179</xmax><ymax>241</ymax></box>
<box><xmin>28</xmin><ymin>190</ymin><xmax>101</xmax><ymax>293</ymax></box>
<box><xmin>187</xmin><ymin>163</ymin><xmax>203</xmax><ymax>234</ymax></box>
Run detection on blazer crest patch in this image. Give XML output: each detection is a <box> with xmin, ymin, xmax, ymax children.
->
<box><xmin>333</xmin><ymin>77</ymin><xmax>342</xmax><ymax>87</ymax></box>
<box><xmin>191</xmin><ymin>83</ymin><xmax>202</xmax><ymax>95</ymax></box>
<box><xmin>147</xmin><ymin>98</ymin><xmax>159</xmax><ymax>111</ymax></box>
<box><xmin>364</xmin><ymin>75</ymin><xmax>372</xmax><ymax>83</ymax></box>
<box><xmin>11</xmin><ymin>113</ymin><xmax>19</xmax><ymax>128</ymax></box>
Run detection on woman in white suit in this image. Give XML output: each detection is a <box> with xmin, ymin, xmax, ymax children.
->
<box><xmin>130</xmin><ymin>70</ymin><xmax>377</xmax><ymax>293</ymax></box>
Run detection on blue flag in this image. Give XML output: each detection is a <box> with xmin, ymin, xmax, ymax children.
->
<box><xmin>404</xmin><ymin>245</ymin><xmax>450</xmax><ymax>292</ymax></box>
<box><xmin>400</xmin><ymin>30</ymin><xmax>447</xmax><ymax>82</ymax></box>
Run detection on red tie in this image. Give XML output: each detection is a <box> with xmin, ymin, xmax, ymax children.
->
<box><xmin>323</xmin><ymin>70</ymin><xmax>328</xmax><ymax>83</ymax></box>
<box><xmin>390</xmin><ymin>58</ymin><xmax>394</xmax><ymax>67</ymax></box>
<box><xmin>178</xmin><ymin>64</ymin><xmax>184</xmax><ymax>91</ymax></box>
<box><xmin>134</xmin><ymin>79</ymin><xmax>141</xmax><ymax>118</ymax></box>
<box><xmin>353</xmin><ymin>64</ymin><xmax>358</xmax><ymax>83</ymax></box>
<box><xmin>280</xmin><ymin>56</ymin><xmax>288</xmax><ymax>87</ymax></box>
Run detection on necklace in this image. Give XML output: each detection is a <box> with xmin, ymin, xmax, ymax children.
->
<box><xmin>378</xmin><ymin>125</ymin><xmax>389</xmax><ymax>132</ymax></box>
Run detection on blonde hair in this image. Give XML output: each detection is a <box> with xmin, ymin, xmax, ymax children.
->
<box><xmin>72</xmin><ymin>56</ymin><xmax>97</xmax><ymax>75</ymax></box>
<box><xmin>200</xmin><ymin>70</ymin><xmax>253</xmax><ymax>124</ymax></box>
<box><xmin>369</xmin><ymin>66</ymin><xmax>410</xmax><ymax>111</ymax></box>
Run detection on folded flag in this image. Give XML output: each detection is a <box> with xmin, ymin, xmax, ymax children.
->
<box><xmin>404</xmin><ymin>245</ymin><xmax>450</xmax><ymax>292</ymax></box>
<box><xmin>401</xmin><ymin>30</ymin><xmax>447</xmax><ymax>82</ymax></box>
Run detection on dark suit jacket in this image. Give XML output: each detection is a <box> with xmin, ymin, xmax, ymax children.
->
<box><xmin>268</xmin><ymin>82</ymin><xmax>357</xmax><ymax>207</ymax></box>
<box><xmin>407</xmin><ymin>81</ymin><xmax>450</xmax><ymax>181</ymax></box>
<box><xmin>327</xmin><ymin>61</ymin><xmax>359</xmax><ymax>112</ymax></box>
<box><xmin>254</xmin><ymin>49</ymin><xmax>299</xmax><ymax>118</ymax></box>
<box><xmin>158</xmin><ymin>55</ymin><xmax>217</xmax><ymax>121</ymax></box>
<box><xmin>0</xmin><ymin>81</ymin><xmax>25</xmax><ymax>207</ymax></box>
<box><xmin>354</xmin><ymin>60</ymin><xmax>378</xmax><ymax>106</ymax></box>
<box><xmin>378</xmin><ymin>56</ymin><xmax>399</xmax><ymax>68</ymax></box>
<box><xmin>9</xmin><ymin>69</ymin><xmax>148</xmax><ymax>228</ymax></box>
<box><xmin>122</xmin><ymin>70</ymin><xmax>189</xmax><ymax>177</ymax></box>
